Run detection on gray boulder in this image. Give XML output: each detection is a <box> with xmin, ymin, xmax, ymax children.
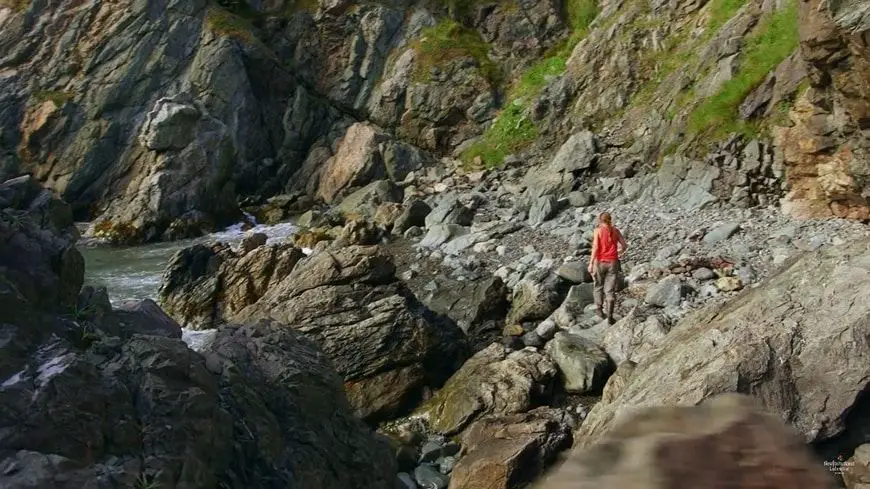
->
<box><xmin>417</xmin><ymin>344</ymin><xmax>558</xmax><ymax>435</ymax></box>
<box><xmin>550</xmin><ymin>131</ymin><xmax>598</xmax><ymax>173</ymax></box>
<box><xmin>702</xmin><ymin>222</ymin><xmax>741</xmax><ymax>245</ymax></box>
<box><xmin>644</xmin><ymin>275</ymin><xmax>684</xmax><ymax>308</ymax></box>
<box><xmin>557</xmin><ymin>262</ymin><xmax>592</xmax><ymax>284</ymax></box>
<box><xmin>545</xmin><ymin>332</ymin><xmax>614</xmax><ymax>394</ymax></box>
<box><xmin>425</xmin><ymin>196</ymin><xmax>474</xmax><ymax>228</ymax></box>
<box><xmin>528</xmin><ymin>195</ymin><xmax>559</xmax><ymax>226</ymax></box>
<box><xmin>551</xmin><ymin>284</ymin><xmax>596</xmax><ymax>328</ymax></box>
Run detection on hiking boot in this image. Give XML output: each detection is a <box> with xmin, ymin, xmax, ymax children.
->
<box><xmin>596</xmin><ymin>307</ymin><xmax>606</xmax><ymax>319</ymax></box>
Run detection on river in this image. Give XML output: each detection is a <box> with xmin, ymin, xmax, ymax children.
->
<box><xmin>79</xmin><ymin>220</ymin><xmax>298</xmax><ymax>305</ymax></box>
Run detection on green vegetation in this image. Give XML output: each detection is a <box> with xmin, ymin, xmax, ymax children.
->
<box><xmin>0</xmin><ymin>0</ymin><xmax>29</xmax><ymax>12</ymax></box>
<box><xmin>509</xmin><ymin>56</ymin><xmax>567</xmax><ymax>102</ymax></box>
<box><xmin>461</xmin><ymin>102</ymin><xmax>537</xmax><ymax>167</ymax></box>
<box><xmin>205</xmin><ymin>6</ymin><xmax>258</xmax><ymax>44</ymax></box>
<box><xmin>565</xmin><ymin>0</ymin><xmax>599</xmax><ymax>37</ymax></box>
<box><xmin>412</xmin><ymin>19</ymin><xmax>501</xmax><ymax>84</ymax></box>
<box><xmin>32</xmin><ymin>90</ymin><xmax>74</xmax><ymax>107</ymax></box>
<box><xmin>705</xmin><ymin>0</ymin><xmax>749</xmax><ymax>38</ymax></box>
<box><xmin>134</xmin><ymin>473</ymin><xmax>163</xmax><ymax>489</ymax></box>
<box><xmin>458</xmin><ymin>0</ymin><xmax>599</xmax><ymax>167</ymax></box>
<box><xmin>687</xmin><ymin>0</ymin><xmax>799</xmax><ymax>138</ymax></box>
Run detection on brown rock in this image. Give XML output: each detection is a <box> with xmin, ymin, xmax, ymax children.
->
<box><xmin>538</xmin><ymin>394</ymin><xmax>835</xmax><ymax>489</ymax></box>
<box><xmin>450</xmin><ymin>408</ymin><xmax>573</xmax><ymax>489</ymax></box>
<box><xmin>843</xmin><ymin>444</ymin><xmax>870</xmax><ymax>489</ymax></box>
<box><xmin>316</xmin><ymin>123</ymin><xmax>388</xmax><ymax>203</ymax></box>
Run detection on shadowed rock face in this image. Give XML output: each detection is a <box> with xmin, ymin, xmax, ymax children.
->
<box><xmin>0</xmin><ymin>177</ymin><xmax>396</xmax><ymax>489</ymax></box>
<box><xmin>537</xmin><ymin>394</ymin><xmax>836</xmax><ymax>489</ymax></box>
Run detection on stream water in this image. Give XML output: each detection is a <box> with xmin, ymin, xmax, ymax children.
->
<box><xmin>79</xmin><ymin>219</ymin><xmax>298</xmax><ymax>305</ymax></box>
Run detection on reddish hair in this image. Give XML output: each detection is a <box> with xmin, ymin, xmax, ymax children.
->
<box><xmin>599</xmin><ymin>212</ymin><xmax>612</xmax><ymax>227</ymax></box>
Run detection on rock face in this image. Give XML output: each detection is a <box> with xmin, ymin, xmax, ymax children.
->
<box><xmin>578</xmin><ymin>238</ymin><xmax>870</xmax><ymax>449</ymax></box>
<box><xmin>777</xmin><ymin>0</ymin><xmax>870</xmax><ymax>220</ymax></box>
<box><xmin>539</xmin><ymin>394</ymin><xmax>835</xmax><ymax>489</ymax></box>
<box><xmin>545</xmin><ymin>332</ymin><xmax>613</xmax><ymax>394</ymax></box>
<box><xmin>0</xmin><ymin>177</ymin><xmax>396</xmax><ymax>489</ymax></box>
<box><xmin>159</xmin><ymin>241</ymin><xmax>305</xmax><ymax>329</ymax></box>
<box><xmin>233</xmin><ymin>245</ymin><xmax>466</xmax><ymax>421</ymax></box>
<box><xmin>450</xmin><ymin>408</ymin><xmax>573</xmax><ymax>489</ymax></box>
<box><xmin>418</xmin><ymin>344</ymin><xmax>558</xmax><ymax>435</ymax></box>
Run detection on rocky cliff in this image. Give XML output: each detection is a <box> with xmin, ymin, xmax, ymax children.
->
<box><xmin>2</xmin><ymin>0</ymin><xmax>866</xmax><ymax>245</ymax></box>
<box><xmin>0</xmin><ymin>176</ymin><xmax>397</xmax><ymax>487</ymax></box>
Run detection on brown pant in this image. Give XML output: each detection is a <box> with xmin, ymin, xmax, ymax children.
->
<box><xmin>593</xmin><ymin>260</ymin><xmax>621</xmax><ymax>314</ymax></box>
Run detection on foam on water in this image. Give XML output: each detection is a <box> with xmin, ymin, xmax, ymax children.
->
<box><xmin>81</xmin><ymin>217</ymin><xmax>298</xmax><ymax>305</ymax></box>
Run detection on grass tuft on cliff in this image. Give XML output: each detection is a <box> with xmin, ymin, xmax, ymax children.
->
<box><xmin>461</xmin><ymin>102</ymin><xmax>537</xmax><ymax>167</ymax></box>
<box><xmin>205</xmin><ymin>6</ymin><xmax>258</xmax><ymax>44</ymax></box>
<box><xmin>412</xmin><ymin>19</ymin><xmax>501</xmax><ymax>85</ymax></box>
<box><xmin>460</xmin><ymin>0</ymin><xmax>598</xmax><ymax>167</ymax></box>
<box><xmin>687</xmin><ymin>0</ymin><xmax>799</xmax><ymax>138</ymax></box>
<box><xmin>32</xmin><ymin>90</ymin><xmax>74</xmax><ymax>107</ymax></box>
<box><xmin>0</xmin><ymin>0</ymin><xmax>29</xmax><ymax>12</ymax></box>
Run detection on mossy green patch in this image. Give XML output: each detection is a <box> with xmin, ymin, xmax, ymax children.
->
<box><xmin>461</xmin><ymin>102</ymin><xmax>537</xmax><ymax>168</ymax></box>
<box><xmin>705</xmin><ymin>0</ymin><xmax>749</xmax><ymax>39</ymax></box>
<box><xmin>32</xmin><ymin>90</ymin><xmax>74</xmax><ymax>107</ymax></box>
<box><xmin>205</xmin><ymin>6</ymin><xmax>258</xmax><ymax>44</ymax></box>
<box><xmin>412</xmin><ymin>19</ymin><xmax>501</xmax><ymax>85</ymax></box>
<box><xmin>565</xmin><ymin>0</ymin><xmax>599</xmax><ymax>37</ymax></box>
<box><xmin>509</xmin><ymin>56</ymin><xmax>568</xmax><ymax>102</ymax></box>
<box><xmin>0</xmin><ymin>0</ymin><xmax>29</xmax><ymax>12</ymax></box>
<box><xmin>687</xmin><ymin>0</ymin><xmax>799</xmax><ymax>139</ymax></box>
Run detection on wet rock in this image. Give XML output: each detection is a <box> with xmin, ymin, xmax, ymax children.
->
<box><xmin>417</xmin><ymin>344</ymin><xmax>557</xmax><ymax>435</ymax></box>
<box><xmin>644</xmin><ymin>275</ymin><xmax>684</xmax><ymax>308</ymax></box>
<box><xmin>240</xmin><ymin>232</ymin><xmax>268</xmax><ymax>254</ymax></box>
<box><xmin>544</xmin><ymin>394</ymin><xmax>833</xmax><ymax>488</ymax></box>
<box><xmin>545</xmin><ymin>332</ymin><xmax>613</xmax><ymax>394</ymax></box>
<box><xmin>449</xmin><ymin>408</ymin><xmax>573</xmax><ymax>489</ymax></box>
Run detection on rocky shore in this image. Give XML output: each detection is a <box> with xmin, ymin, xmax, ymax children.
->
<box><xmin>2</xmin><ymin>0</ymin><xmax>870</xmax><ymax>487</ymax></box>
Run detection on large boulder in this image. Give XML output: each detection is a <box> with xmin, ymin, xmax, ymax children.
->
<box><xmin>449</xmin><ymin>408</ymin><xmax>573</xmax><ymax>489</ymax></box>
<box><xmin>578</xmin><ymin>239</ymin><xmax>870</xmax><ymax>448</ymax></box>
<box><xmin>545</xmin><ymin>332</ymin><xmax>613</xmax><ymax>394</ymax></box>
<box><xmin>158</xmin><ymin>241</ymin><xmax>304</xmax><ymax>329</ymax></box>
<box><xmin>539</xmin><ymin>394</ymin><xmax>834</xmax><ymax>489</ymax></box>
<box><xmin>416</xmin><ymin>274</ymin><xmax>511</xmax><ymax>352</ymax></box>
<box><xmin>417</xmin><ymin>344</ymin><xmax>558</xmax><ymax>435</ymax></box>
<box><xmin>234</xmin><ymin>245</ymin><xmax>466</xmax><ymax>421</ymax></box>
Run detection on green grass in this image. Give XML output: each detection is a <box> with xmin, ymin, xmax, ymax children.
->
<box><xmin>32</xmin><ymin>90</ymin><xmax>73</xmax><ymax>107</ymax></box>
<box><xmin>412</xmin><ymin>19</ymin><xmax>501</xmax><ymax>85</ymax></box>
<box><xmin>205</xmin><ymin>6</ymin><xmax>258</xmax><ymax>44</ymax></box>
<box><xmin>705</xmin><ymin>0</ymin><xmax>749</xmax><ymax>38</ymax></box>
<box><xmin>509</xmin><ymin>56</ymin><xmax>568</xmax><ymax>102</ymax></box>
<box><xmin>687</xmin><ymin>0</ymin><xmax>799</xmax><ymax>138</ymax></box>
<box><xmin>565</xmin><ymin>0</ymin><xmax>599</xmax><ymax>37</ymax></box>
<box><xmin>461</xmin><ymin>102</ymin><xmax>537</xmax><ymax>167</ymax></box>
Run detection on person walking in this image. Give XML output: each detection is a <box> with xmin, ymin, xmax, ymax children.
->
<box><xmin>587</xmin><ymin>212</ymin><xmax>627</xmax><ymax>325</ymax></box>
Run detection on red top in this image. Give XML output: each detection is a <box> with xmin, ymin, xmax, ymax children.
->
<box><xmin>594</xmin><ymin>225</ymin><xmax>621</xmax><ymax>263</ymax></box>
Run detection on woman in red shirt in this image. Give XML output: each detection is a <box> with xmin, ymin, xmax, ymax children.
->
<box><xmin>587</xmin><ymin>212</ymin><xmax>627</xmax><ymax>324</ymax></box>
